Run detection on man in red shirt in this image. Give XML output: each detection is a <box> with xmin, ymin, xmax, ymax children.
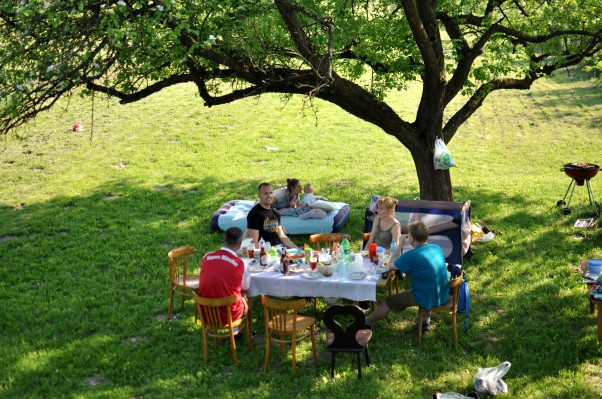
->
<box><xmin>198</xmin><ymin>227</ymin><xmax>250</xmax><ymax>322</ymax></box>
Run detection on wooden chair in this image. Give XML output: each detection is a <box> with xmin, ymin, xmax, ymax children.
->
<box><xmin>309</xmin><ymin>233</ymin><xmax>351</xmax><ymax>251</ymax></box>
<box><xmin>324</xmin><ymin>304</ymin><xmax>373</xmax><ymax>379</ymax></box>
<box><xmin>418</xmin><ymin>266</ymin><xmax>464</xmax><ymax>344</ymax></box>
<box><xmin>261</xmin><ymin>295</ymin><xmax>317</xmax><ymax>377</ymax></box>
<box><xmin>193</xmin><ymin>294</ymin><xmax>252</xmax><ymax>367</ymax></box>
<box><xmin>167</xmin><ymin>246</ymin><xmax>199</xmax><ymax>320</ymax></box>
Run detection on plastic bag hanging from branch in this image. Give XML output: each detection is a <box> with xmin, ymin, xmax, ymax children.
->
<box><xmin>433</xmin><ymin>137</ymin><xmax>456</xmax><ymax>170</ymax></box>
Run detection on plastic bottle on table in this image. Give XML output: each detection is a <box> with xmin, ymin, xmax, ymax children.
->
<box><xmin>390</xmin><ymin>239</ymin><xmax>397</xmax><ymax>256</ymax></box>
<box><xmin>341</xmin><ymin>235</ymin><xmax>351</xmax><ymax>263</ymax></box>
<box><xmin>337</xmin><ymin>251</ymin><xmax>347</xmax><ymax>280</ymax></box>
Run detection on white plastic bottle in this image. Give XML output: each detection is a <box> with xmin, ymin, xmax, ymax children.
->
<box><xmin>337</xmin><ymin>248</ymin><xmax>346</xmax><ymax>279</ymax></box>
<box><xmin>390</xmin><ymin>239</ymin><xmax>397</xmax><ymax>256</ymax></box>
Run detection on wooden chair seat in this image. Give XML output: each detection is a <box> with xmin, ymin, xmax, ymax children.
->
<box><xmin>268</xmin><ymin>314</ymin><xmax>315</xmax><ymax>333</ymax></box>
<box><xmin>177</xmin><ymin>274</ymin><xmax>200</xmax><ymax>288</ymax></box>
<box><xmin>262</xmin><ymin>295</ymin><xmax>317</xmax><ymax>377</ymax></box>
<box><xmin>326</xmin><ymin>329</ymin><xmax>373</xmax><ymax>346</ymax></box>
<box><xmin>323</xmin><ymin>304</ymin><xmax>373</xmax><ymax>379</ymax></box>
<box><xmin>167</xmin><ymin>246</ymin><xmax>200</xmax><ymax>320</ymax></box>
<box><xmin>194</xmin><ymin>294</ymin><xmax>252</xmax><ymax>367</ymax></box>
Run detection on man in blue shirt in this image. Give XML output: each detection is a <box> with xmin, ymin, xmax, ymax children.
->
<box><xmin>366</xmin><ymin>221</ymin><xmax>449</xmax><ymax>331</ymax></box>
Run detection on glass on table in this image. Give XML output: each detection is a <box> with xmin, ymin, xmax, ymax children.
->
<box><xmin>309</xmin><ymin>255</ymin><xmax>318</xmax><ymax>271</ymax></box>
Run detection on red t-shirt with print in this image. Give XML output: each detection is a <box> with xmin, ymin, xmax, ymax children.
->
<box><xmin>198</xmin><ymin>248</ymin><xmax>245</xmax><ymax>322</ymax></box>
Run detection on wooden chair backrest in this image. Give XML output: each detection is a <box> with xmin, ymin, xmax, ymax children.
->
<box><xmin>447</xmin><ymin>273</ymin><xmax>463</xmax><ymax>311</ymax></box>
<box><xmin>194</xmin><ymin>294</ymin><xmax>237</xmax><ymax>328</ymax></box>
<box><xmin>323</xmin><ymin>304</ymin><xmax>366</xmax><ymax>351</ymax></box>
<box><xmin>261</xmin><ymin>295</ymin><xmax>306</xmax><ymax>333</ymax></box>
<box><xmin>167</xmin><ymin>246</ymin><xmax>195</xmax><ymax>286</ymax></box>
<box><xmin>309</xmin><ymin>233</ymin><xmax>351</xmax><ymax>250</ymax></box>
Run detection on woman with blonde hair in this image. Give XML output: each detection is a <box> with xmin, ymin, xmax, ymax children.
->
<box><xmin>365</xmin><ymin>196</ymin><xmax>401</xmax><ymax>249</ymax></box>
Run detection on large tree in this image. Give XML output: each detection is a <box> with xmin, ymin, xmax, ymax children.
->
<box><xmin>1</xmin><ymin>0</ymin><xmax>601</xmax><ymax>200</ymax></box>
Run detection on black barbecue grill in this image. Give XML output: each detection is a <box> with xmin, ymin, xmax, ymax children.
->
<box><xmin>556</xmin><ymin>162</ymin><xmax>600</xmax><ymax>216</ymax></box>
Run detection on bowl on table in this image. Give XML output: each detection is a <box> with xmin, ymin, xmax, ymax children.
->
<box><xmin>319</xmin><ymin>261</ymin><xmax>334</xmax><ymax>277</ymax></box>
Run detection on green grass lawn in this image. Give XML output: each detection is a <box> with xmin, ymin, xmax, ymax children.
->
<box><xmin>1</xmin><ymin>68</ymin><xmax>601</xmax><ymax>398</ymax></box>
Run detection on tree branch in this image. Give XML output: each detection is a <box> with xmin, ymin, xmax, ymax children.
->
<box><xmin>443</xmin><ymin>42</ymin><xmax>601</xmax><ymax>140</ymax></box>
<box><xmin>85</xmin><ymin>74</ymin><xmax>199</xmax><ymax>104</ymax></box>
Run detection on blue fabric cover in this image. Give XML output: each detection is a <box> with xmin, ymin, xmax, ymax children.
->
<box><xmin>211</xmin><ymin>200</ymin><xmax>350</xmax><ymax>234</ymax></box>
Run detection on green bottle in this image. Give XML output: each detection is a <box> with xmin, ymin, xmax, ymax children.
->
<box><xmin>341</xmin><ymin>235</ymin><xmax>351</xmax><ymax>263</ymax></box>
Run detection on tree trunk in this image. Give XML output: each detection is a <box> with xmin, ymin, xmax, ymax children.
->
<box><xmin>410</xmin><ymin>138</ymin><xmax>453</xmax><ymax>202</ymax></box>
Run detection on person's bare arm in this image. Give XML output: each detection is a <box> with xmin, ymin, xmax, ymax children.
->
<box><xmin>246</xmin><ymin>228</ymin><xmax>259</xmax><ymax>248</ymax></box>
<box><xmin>277</xmin><ymin>226</ymin><xmax>298</xmax><ymax>249</ymax></box>
<box><xmin>388</xmin><ymin>234</ymin><xmax>406</xmax><ymax>269</ymax></box>
<box><xmin>391</xmin><ymin>222</ymin><xmax>401</xmax><ymax>245</ymax></box>
<box><xmin>363</xmin><ymin>216</ymin><xmax>379</xmax><ymax>250</ymax></box>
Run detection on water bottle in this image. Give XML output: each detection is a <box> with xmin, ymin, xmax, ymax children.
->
<box><xmin>337</xmin><ymin>256</ymin><xmax>347</xmax><ymax>280</ymax></box>
<box><xmin>340</xmin><ymin>235</ymin><xmax>351</xmax><ymax>263</ymax></box>
<box><xmin>390</xmin><ymin>239</ymin><xmax>397</xmax><ymax>256</ymax></box>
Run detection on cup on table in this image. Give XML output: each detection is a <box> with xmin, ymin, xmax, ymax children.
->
<box><xmin>377</xmin><ymin>247</ymin><xmax>385</xmax><ymax>263</ymax></box>
<box><xmin>309</xmin><ymin>255</ymin><xmax>318</xmax><ymax>271</ymax></box>
<box><xmin>304</xmin><ymin>247</ymin><xmax>312</xmax><ymax>264</ymax></box>
<box><xmin>368</xmin><ymin>243</ymin><xmax>377</xmax><ymax>262</ymax></box>
<box><xmin>247</xmin><ymin>245</ymin><xmax>255</xmax><ymax>259</ymax></box>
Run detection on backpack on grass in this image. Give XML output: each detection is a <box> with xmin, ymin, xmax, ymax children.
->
<box><xmin>450</xmin><ymin>264</ymin><xmax>470</xmax><ymax>331</ymax></box>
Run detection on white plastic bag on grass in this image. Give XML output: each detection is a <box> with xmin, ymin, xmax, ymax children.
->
<box><xmin>474</xmin><ymin>361</ymin><xmax>511</xmax><ymax>395</ymax></box>
<box><xmin>434</xmin><ymin>137</ymin><xmax>456</xmax><ymax>170</ymax></box>
<box><xmin>435</xmin><ymin>393</ymin><xmax>473</xmax><ymax>399</ymax></box>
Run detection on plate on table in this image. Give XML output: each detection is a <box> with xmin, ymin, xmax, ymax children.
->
<box><xmin>291</xmin><ymin>264</ymin><xmax>308</xmax><ymax>273</ymax></box>
<box><xmin>302</xmin><ymin>271</ymin><xmax>322</xmax><ymax>279</ymax></box>
<box><xmin>350</xmin><ymin>272</ymin><xmax>368</xmax><ymax>280</ymax></box>
<box><xmin>250</xmin><ymin>266</ymin><xmax>266</xmax><ymax>273</ymax></box>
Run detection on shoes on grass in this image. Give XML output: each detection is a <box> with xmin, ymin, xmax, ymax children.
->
<box><xmin>417</xmin><ymin>321</ymin><xmax>430</xmax><ymax>332</ymax></box>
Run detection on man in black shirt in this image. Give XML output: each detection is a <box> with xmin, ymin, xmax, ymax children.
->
<box><xmin>246</xmin><ymin>182</ymin><xmax>298</xmax><ymax>249</ymax></box>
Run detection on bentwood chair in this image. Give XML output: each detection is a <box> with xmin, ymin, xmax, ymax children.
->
<box><xmin>261</xmin><ymin>295</ymin><xmax>317</xmax><ymax>377</ymax></box>
<box><xmin>309</xmin><ymin>233</ymin><xmax>351</xmax><ymax>251</ymax></box>
<box><xmin>324</xmin><ymin>304</ymin><xmax>373</xmax><ymax>379</ymax></box>
<box><xmin>193</xmin><ymin>294</ymin><xmax>252</xmax><ymax>367</ymax></box>
<box><xmin>167</xmin><ymin>246</ymin><xmax>199</xmax><ymax>320</ymax></box>
<box><xmin>418</xmin><ymin>266</ymin><xmax>464</xmax><ymax>344</ymax></box>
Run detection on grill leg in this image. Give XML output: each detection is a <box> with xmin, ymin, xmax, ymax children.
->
<box><xmin>586</xmin><ymin>180</ymin><xmax>600</xmax><ymax>217</ymax></box>
<box><xmin>565</xmin><ymin>180</ymin><xmax>577</xmax><ymax>208</ymax></box>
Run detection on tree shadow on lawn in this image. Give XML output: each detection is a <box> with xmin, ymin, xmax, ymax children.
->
<box><xmin>1</xmin><ymin>176</ymin><xmax>398</xmax><ymax>397</ymax></box>
<box><xmin>1</xmin><ymin>181</ymin><xmax>601</xmax><ymax>397</ymax></box>
<box><xmin>449</xmin><ymin>190</ymin><xmax>601</xmax><ymax>394</ymax></box>
<box><xmin>0</xmin><ymin>176</ymin><xmax>275</xmax><ymax>397</ymax></box>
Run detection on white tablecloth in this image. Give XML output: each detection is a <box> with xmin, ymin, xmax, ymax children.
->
<box><xmin>248</xmin><ymin>264</ymin><xmax>378</xmax><ymax>302</ymax></box>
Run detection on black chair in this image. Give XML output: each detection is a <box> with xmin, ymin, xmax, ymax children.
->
<box><xmin>323</xmin><ymin>304</ymin><xmax>373</xmax><ymax>379</ymax></box>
